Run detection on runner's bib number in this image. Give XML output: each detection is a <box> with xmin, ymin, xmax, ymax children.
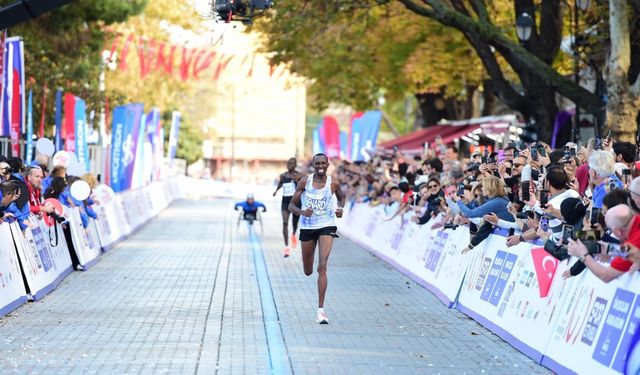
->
<box><xmin>283</xmin><ymin>181</ymin><xmax>296</xmax><ymax>197</ymax></box>
<box><xmin>305</xmin><ymin>192</ymin><xmax>328</xmax><ymax>215</ymax></box>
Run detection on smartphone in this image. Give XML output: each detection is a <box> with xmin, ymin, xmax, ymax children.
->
<box><xmin>531</xmin><ymin>147</ymin><xmax>538</xmax><ymax>161</ymax></box>
<box><xmin>607</xmin><ymin>244</ymin><xmax>630</xmax><ymax>258</ymax></box>
<box><xmin>521</xmin><ymin>181</ymin><xmax>530</xmax><ymax>202</ymax></box>
<box><xmin>457</xmin><ymin>183</ymin><xmax>465</xmax><ymax>197</ymax></box>
<box><xmin>423</xmin><ymin>142</ymin><xmax>430</xmax><ymax>154</ymax></box>
<box><xmin>540</xmin><ymin>216</ymin><xmax>550</xmax><ymax>232</ymax></box>
<box><xmin>514</xmin><ymin>149</ymin><xmax>520</xmax><ymax>158</ymax></box>
<box><xmin>594</xmin><ymin>137</ymin><xmax>602</xmax><ymax>150</ymax></box>
<box><xmin>562</xmin><ymin>225</ymin><xmax>574</xmax><ymax>244</ymax></box>
<box><xmin>393</xmin><ymin>145</ymin><xmax>399</xmax><ymax>152</ymax></box>
<box><xmin>575</xmin><ymin>229</ymin><xmax>601</xmax><ymax>241</ymax></box>
<box><xmin>570</xmin><ymin>148</ymin><xmax>577</xmax><ymax>157</ymax></box>
<box><xmin>538</xmin><ymin>146</ymin><xmax>547</xmax><ymax>157</ymax></box>
<box><xmin>539</xmin><ymin>189</ymin><xmax>549</xmax><ymax>208</ymax></box>
<box><xmin>564</xmin><ymin>146</ymin><xmax>571</xmax><ymax>160</ymax></box>
<box><xmin>590</xmin><ymin>207</ymin><xmax>601</xmax><ymax>227</ymax></box>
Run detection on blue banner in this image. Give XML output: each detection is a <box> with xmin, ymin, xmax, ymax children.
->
<box><xmin>349</xmin><ymin>110</ymin><xmax>382</xmax><ymax>162</ymax></box>
<box><xmin>74</xmin><ymin>97</ymin><xmax>89</xmax><ymax>171</ymax></box>
<box><xmin>167</xmin><ymin>111</ymin><xmax>181</xmax><ymax>161</ymax></box>
<box><xmin>54</xmin><ymin>89</ymin><xmax>62</xmax><ymax>151</ymax></box>
<box><xmin>109</xmin><ymin>106</ymin><xmax>127</xmax><ymax>192</ymax></box>
<box><xmin>339</xmin><ymin>131</ymin><xmax>348</xmax><ymax>159</ymax></box>
<box><xmin>26</xmin><ymin>89</ymin><xmax>32</xmax><ymax>163</ymax></box>
<box><xmin>312</xmin><ymin>127</ymin><xmax>321</xmax><ymax>155</ymax></box>
<box><xmin>122</xmin><ymin>103</ymin><xmax>144</xmax><ymax>190</ymax></box>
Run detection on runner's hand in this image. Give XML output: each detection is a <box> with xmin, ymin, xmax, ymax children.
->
<box><xmin>301</xmin><ymin>208</ymin><xmax>314</xmax><ymax>217</ymax></box>
<box><xmin>336</xmin><ymin>207</ymin><xmax>343</xmax><ymax>218</ymax></box>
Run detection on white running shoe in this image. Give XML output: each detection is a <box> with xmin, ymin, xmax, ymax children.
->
<box><xmin>316</xmin><ymin>308</ymin><xmax>329</xmax><ymax>324</ymax></box>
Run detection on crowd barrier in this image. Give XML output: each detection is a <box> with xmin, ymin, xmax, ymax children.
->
<box><xmin>0</xmin><ymin>177</ymin><xmax>185</xmax><ymax>317</ymax></box>
<box><xmin>339</xmin><ymin>202</ymin><xmax>640</xmax><ymax>375</ymax></box>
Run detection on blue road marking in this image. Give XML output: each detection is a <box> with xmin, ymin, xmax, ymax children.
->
<box><xmin>248</xmin><ymin>225</ymin><xmax>292</xmax><ymax>374</ymax></box>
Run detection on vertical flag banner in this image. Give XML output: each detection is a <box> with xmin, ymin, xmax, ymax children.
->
<box><xmin>167</xmin><ymin>111</ymin><xmax>181</xmax><ymax>161</ymax></box>
<box><xmin>54</xmin><ymin>89</ymin><xmax>62</xmax><ymax>151</ymax></box>
<box><xmin>315</xmin><ymin>118</ymin><xmax>326</xmax><ymax>154</ymax></box>
<box><xmin>349</xmin><ymin>110</ymin><xmax>382</xmax><ymax>162</ymax></box>
<box><xmin>0</xmin><ymin>30</ymin><xmax>6</xmax><ymax>136</ymax></box>
<box><xmin>38</xmin><ymin>84</ymin><xmax>46</xmax><ymax>138</ymax></box>
<box><xmin>109</xmin><ymin>105</ymin><xmax>126</xmax><ymax>192</ymax></box>
<box><xmin>144</xmin><ymin>108</ymin><xmax>160</xmax><ymax>184</ymax></box>
<box><xmin>347</xmin><ymin>112</ymin><xmax>364</xmax><ymax>159</ymax></box>
<box><xmin>25</xmin><ymin>89</ymin><xmax>32</xmax><ymax>162</ymax></box>
<box><xmin>131</xmin><ymin>113</ymin><xmax>147</xmax><ymax>189</ymax></box>
<box><xmin>322</xmin><ymin>116</ymin><xmax>340</xmax><ymax>159</ymax></box>
<box><xmin>74</xmin><ymin>97</ymin><xmax>89</xmax><ymax>170</ymax></box>
<box><xmin>312</xmin><ymin>127</ymin><xmax>321</xmax><ymax>155</ymax></box>
<box><xmin>122</xmin><ymin>103</ymin><xmax>144</xmax><ymax>190</ymax></box>
<box><xmin>2</xmin><ymin>37</ymin><xmax>25</xmax><ymax>156</ymax></box>
<box><xmin>63</xmin><ymin>93</ymin><xmax>76</xmax><ymax>152</ymax></box>
<box><xmin>339</xmin><ymin>131</ymin><xmax>348</xmax><ymax>159</ymax></box>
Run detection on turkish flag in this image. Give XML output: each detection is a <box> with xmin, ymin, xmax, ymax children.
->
<box><xmin>531</xmin><ymin>247</ymin><xmax>559</xmax><ymax>298</ymax></box>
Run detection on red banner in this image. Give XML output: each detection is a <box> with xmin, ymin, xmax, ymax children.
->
<box><xmin>63</xmin><ymin>93</ymin><xmax>76</xmax><ymax>152</ymax></box>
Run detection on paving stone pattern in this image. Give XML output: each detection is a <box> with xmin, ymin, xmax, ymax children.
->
<box><xmin>0</xmin><ymin>199</ymin><xmax>550</xmax><ymax>374</ymax></box>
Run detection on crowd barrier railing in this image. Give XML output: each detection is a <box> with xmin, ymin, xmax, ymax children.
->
<box><xmin>0</xmin><ymin>176</ymin><xmax>186</xmax><ymax>317</ymax></box>
<box><xmin>338</xmin><ymin>202</ymin><xmax>640</xmax><ymax>375</ymax></box>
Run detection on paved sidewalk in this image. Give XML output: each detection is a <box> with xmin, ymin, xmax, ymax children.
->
<box><xmin>0</xmin><ymin>199</ymin><xmax>550</xmax><ymax>374</ymax></box>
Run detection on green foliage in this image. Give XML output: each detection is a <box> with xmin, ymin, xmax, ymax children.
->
<box><xmin>1</xmin><ymin>0</ymin><xmax>147</xmax><ymax>136</ymax></box>
<box><xmin>253</xmin><ymin>1</ymin><xmax>486</xmax><ymax>111</ymax></box>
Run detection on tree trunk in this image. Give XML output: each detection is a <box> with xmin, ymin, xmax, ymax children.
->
<box><xmin>481</xmin><ymin>80</ymin><xmax>496</xmax><ymax>116</ymax></box>
<box><xmin>604</xmin><ymin>0</ymin><xmax>639</xmax><ymax>142</ymax></box>
<box><xmin>415</xmin><ymin>92</ymin><xmax>449</xmax><ymax>127</ymax></box>
<box><xmin>524</xmin><ymin>90</ymin><xmax>559</xmax><ymax>144</ymax></box>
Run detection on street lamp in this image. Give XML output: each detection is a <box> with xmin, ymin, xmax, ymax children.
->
<box><xmin>516</xmin><ymin>13</ymin><xmax>534</xmax><ymax>42</ymax></box>
<box><xmin>572</xmin><ymin>0</ymin><xmax>591</xmax><ymax>141</ymax></box>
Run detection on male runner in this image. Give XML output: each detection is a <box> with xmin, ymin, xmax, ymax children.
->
<box><xmin>289</xmin><ymin>153</ymin><xmax>345</xmax><ymax>324</ymax></box>
<box><xmin>273</xmin><ymin>157</ymin><xmax>302</xmax><ymax>257</ymax></box>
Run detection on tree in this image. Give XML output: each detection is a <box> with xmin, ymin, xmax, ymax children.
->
<box><xmin>254</xmin><ymin>2</ymin><xmax>492</xmax><ymax>128</ymax></box>
<box><xmin>0</xmin><ymin>0</ymin><xmax>147</xmax><ymax>136</ymax></box>
<box><xmin>162</xmin><ymin>110</ymin><xmax>203</xmax><ymax>165</ymax></box>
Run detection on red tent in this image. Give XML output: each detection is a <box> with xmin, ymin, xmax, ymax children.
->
<box><xmin>379</xmin><ymin>124</ymin><xmax>480</xmax><ymax>152</ymax></box>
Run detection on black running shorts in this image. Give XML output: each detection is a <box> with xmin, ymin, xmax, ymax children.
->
<box><xmin>299</xmin><ymin>226</ymin><xmax>338</xmax><ymax>242</ymax></box>
<box><xmin>281</xmin><ymin>196</ymin><xmax>301</xmax><ymax>212</ymax></box>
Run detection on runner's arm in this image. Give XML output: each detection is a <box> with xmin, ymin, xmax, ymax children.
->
<box><xmin>288</xmin><ymin>176</ymin><xmax>308</xmax><ymax>216</ymax></box>
<box><xmin>333</xmin><ymin>179</ymin><xmax>345</xmax><ymax>209</ymax></box>
<box><xmin>273</xmin><ymin>174</ymin><xmax>284</xmax><ymax>196</ymax></box>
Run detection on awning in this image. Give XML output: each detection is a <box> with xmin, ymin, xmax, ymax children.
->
<box><xmin>380</xmin><ymin>124</ymin><xmax>480</xmax><ymax>152</ymax></box>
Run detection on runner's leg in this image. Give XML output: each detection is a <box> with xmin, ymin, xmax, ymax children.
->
<box><xmin>301</xmin><ymin>238</ymin><xmax>317</xmax><ymax>276</ymax></box>
<box><xmin>281</xmin><ymin>208</ymin><xmax>290</xmax><ymax>246</ymax></box>
<box><xmin>316</xmin><ymin>234</ymin><xmax>334</xmax><ymax>308</ymax></box>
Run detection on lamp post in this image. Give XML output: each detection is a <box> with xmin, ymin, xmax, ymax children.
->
<box><xmin>515</xmin><ymin>13</ymin><xmax>534</xmax><ymax>42</ymax></box>
<box><xmin>572</xmin><ymin>0</ymin><xmax>591</xmax><ymax>141</ymax></box>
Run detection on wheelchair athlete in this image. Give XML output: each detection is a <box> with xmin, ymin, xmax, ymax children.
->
<box><xmin>234</xmin><ymin>194</ymin><xmax>266</xmax><ymax>224</ymax></box>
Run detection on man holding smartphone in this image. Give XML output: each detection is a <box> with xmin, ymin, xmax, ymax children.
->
<box><xmin>568</xmin><ymin>204</ymin><xmax>640</xmax><ymax>282</ymax></box>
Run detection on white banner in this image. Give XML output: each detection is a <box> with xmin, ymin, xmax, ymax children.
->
<box><xmin>67</xmin><ymin>208</ymin><xmax>101</xmax><ymax>270</ymax></box>
<box><xmin>9</xmin><ymin>218</ymin><xmax>73</xmax><ymax>301</ymax></box>
<box><xmin>0</xmin><ymin>223</ymin><xmax>28</xmax><ymax>316</ymax></box>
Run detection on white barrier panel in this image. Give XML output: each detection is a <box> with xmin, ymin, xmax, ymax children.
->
<box><xmin>93</xmin><ymin>184</ymin><xmax>127</xmax><ymax>250</ymax></box>
<box><xmin>456</xmin><ymin>233</ymin><xmax>570</xmax><ymax>362</ymax></box>
<box><xmin>542</xmin><ymin>269</ymin><xmax>640</xmax><ymax>374</ymax></box>
<box><xmin>0</xmin><ymin>223</ymin><xmax>28</xmax><ymax>316</ymax></box>
<box><xmin>339</xmin><ymin>203</ymin><xmax>471</xmax><ymax>307</ymax></box>
<box><xmin>9</xmin><ymin>219</ymin><xmax>73</xmax><ymax>301</ymax></box>
<box><xmin>67</xmin><ymin>208</ymin><xmax>101</xmax><ymax>270</ymax></box>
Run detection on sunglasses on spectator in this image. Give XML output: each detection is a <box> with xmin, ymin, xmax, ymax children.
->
<box><xmin>428</xmin><ymin>184</ymin><xmax>439</xmax><ymax>188</ymax></box>
<box><xmin>513</xmin><ymin>163</ymin><xmax>524</xmax><ymax>168</ymax></box>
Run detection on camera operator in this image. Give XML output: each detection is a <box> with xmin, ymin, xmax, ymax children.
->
<box><xmin>568</xmin><ymin>204</ymin><xmax>640</xmax><ymax>283</ymax></box>
<box><xmin>0</xmin><ymin>160</ymin><xmax>11</xmax><ymax>182</ymax></box>
<box><xmin>452</xmin><ymin>175</ymin><xmax>513</xmax><ymax>253</ymax></box>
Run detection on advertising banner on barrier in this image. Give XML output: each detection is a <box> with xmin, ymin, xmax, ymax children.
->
<box><xmin>0</xmin><ymin>223</ymin><xmax>28</xmax><ymax>316</ymax></box>
<box><xmin>67</xmin><ymin>208</ymin><xmax>101</xmax><ymax>270</ymax></box>
<box><xmin>110</xmin><ymin>105</ymin><xmax>126</xmax><ymax>192</ymax></box>
<box><xmin>93</xmin><ymin>184</ymin><xmax>127</xmax><ymax>249</ymax></box>
<box><xmin>541</xmin><ymin>269</ymin><xmax>640</xmax><ymax>374</ymax></box>
<box><xmin>63</xmin><ymin>93</ymin><xmax>76</xmax><ymax>152</ymax></box>
<box><xmin>9</xmin><ymin>218</ymin><xmax>73</xmax><ymax>301</ymax></box>
<box><xmin>456</xmin><ymin>234</ymin><xmax>572</xmax><ymax>362</ymax></box>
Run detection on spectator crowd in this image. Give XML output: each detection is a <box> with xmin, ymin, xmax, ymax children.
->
<box><xmin>333</xmin><ymin>134</ymin><xmax>640</xmax><ymax>283</ymax></box>
<box><xmin>0</xmin><ymin>154</ymin><xmax>99</xmax><ymax>237</ymax></box>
